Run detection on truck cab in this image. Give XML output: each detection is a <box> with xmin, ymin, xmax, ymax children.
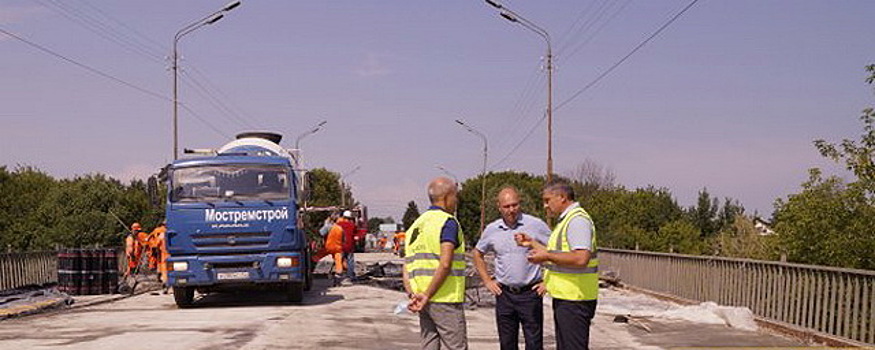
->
<box><xmin>165</xmin><ymin>132</ymin><xmax>311</xmax><ymax>307</ymax></box>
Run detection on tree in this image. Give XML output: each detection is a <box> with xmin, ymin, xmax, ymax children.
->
<box><xmin>712</xmin><ymin>214</ymin><xmax>777</xmax><ymax>260</ymax></box>
<box><xmin>301</xmin><ymin>167</ymin><xmax>356</xmax><ymax>241</ymax></box>
<box><xmin>0</xmin><ymin>166</ymin><xmax>163</xmax><ymax>251</ymax></box>
<box><xmin>655</xmin><ymin>220</ymin><xmax>704</xmax><ymax>255</ymax></box>
<box><xmin>581</xmin><ymin>185</ymin><xmax>686</xmax><ymax>251</ymax></box>
<box><xmin>773</xmin><ymin>169</ymin><xmax>875</xmax><ymax>269</ymax></box>
<box><xmin>305</xmin><ymin>168</ymin><xmax>345</xmax><ymax>207</ymax></box>
<box><xmin>814</xmin><ymin>64</ymin><xmax>875</xmax><ymax>194</ymax></box>
<box><xmin>457</xmin><ymin>171</ymin><xmax>545</xmax><ymax>243</ymax></box>
<box><xmin>773</xmin><ymin>65</ymin><xmax>875</xmax><ymax>269</ymax></box>
<box><xmin>688</xmin><ymin>188</ymin><xmax>719</xmax><ymax>238</ymax></box>
<box><xmin>401</xmin><ymin>201</ymin><xmax>420</xmax><ymax>231</ymax></box>
<box><xmin>367</xmin><ymin>216</ymin><xmax>394</xmax><ymax>233</ymax></box>
<box><xmin>568</xmin><ymin>159</ymin><xmax>616</xmax><ymax>200</ymax></box>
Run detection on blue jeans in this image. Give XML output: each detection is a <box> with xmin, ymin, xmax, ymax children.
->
<box><xmin>343</xmin><ymin>252</ymin><xmax>356</xmax><ymax>279</ymax></box>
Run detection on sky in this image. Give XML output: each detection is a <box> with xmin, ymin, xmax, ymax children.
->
<box><xmin>1</xmin><ymin>1</ymin><xmax>873</xmax><ymax>220</ymax></box>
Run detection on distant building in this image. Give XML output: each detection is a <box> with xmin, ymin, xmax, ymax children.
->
<box><xmin>753</xmin><ymin>217</ymin><xmax>776</xmax><ymax>236</ymax></box>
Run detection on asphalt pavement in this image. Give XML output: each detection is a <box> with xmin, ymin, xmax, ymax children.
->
<box><xmin>0</xmin><ymin>252</ymin><xmax>810</xmax><ymax>349</ymax></box>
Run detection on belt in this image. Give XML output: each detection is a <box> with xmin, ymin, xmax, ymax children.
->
<box><xmin>500</xmin><ymin>280</ymin><xmax>541</xmax><ymax>294</ymax></box>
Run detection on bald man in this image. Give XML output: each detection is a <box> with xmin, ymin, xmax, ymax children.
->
<box><xmin>473</xmin><ymin>187</ymin><xmax>551</xmax><ymax>350</ymax></box>
<box><xmin>403</xmin><ymin>177</ymin><xmax>468</xmax><ymax>350</ymax></box>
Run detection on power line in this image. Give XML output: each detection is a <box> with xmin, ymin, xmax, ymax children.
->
<box><xmin>556</xmin><ymin>0</ymin><xmax>612</xmax><ymax>55</ymax></box>
<box><xmin>78</xmin><ymin>0</ymin><xmax>168</xmax><ymax>55</ymax></box>
<box><xmin>37</xmin><ymin>0</ymin><xmax>165</xmax><ymax>64</ymax></box>
<box><xmin>557</xmin><ymin>0</ymin><xmax>700</xmax><ymax>111</ymax></box>
<box><xmin>491</xmin><ymin>112</ymin><xmax>547</xmax><ymax>170</ymax></box>
<box><xmin>186</xmin><ymin>65</ymin><xmax>262</xmax><ymax>128</ymax></box>
<box><xmin>559</xmin><ymin>0</ymin><xmax>632</xmax><ymax>62</ymax></box>
<box><xmin>0</xmin><ymin>26</ymin><xmax>230</xmax><ymax>139</ymax></box>
<box><xmin>1</xmin><ymin>26</ymin><xmax>167</xmax><ymax>101</ymax></box>
<box><xmin>35</xmin><ymin>0</ymin><xmax>259</xmax><ymax>132</ymax></box>
<box><xmin>179</xmin><ymin>69</ymin><xmax>256</xmax><ymax>130</ymax></box>
<box><xmin>489</xmin><ymin>0</ymin><xmax>700</xmax><ymax>168</ymax></box>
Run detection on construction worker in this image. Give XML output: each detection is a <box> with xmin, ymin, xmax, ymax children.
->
<box><xmin>403</xmin><ymin>177</ymin><xmax>468</xmax><ymax>350</ymax></box>
<box><xmin>516</xmin><ymin>181</ymin><xmax>599</xmax><ymax>350</ymax></box>
<box><xmin>339</xmin><ymin>210</ymin><xmax>357</xmax><ymax>282</ymax></box>
<box><xmin>393</xmin><ymin>230</ymin><xmax>406</xmax><ymax>256</ymax></box>
<box><xmin>149</xmin><ymin>222</ymin><xmax>168</xmax><ymax>283</ymax></box>
<box><xmin>125</xmin><ymin>222</ymin><xmax>145</xmax><ymax>274</ymax></box>
<box><xmin>324</xmin><ymin>214</ymin><xmax>345</xmax><ymax>277</ymax></box>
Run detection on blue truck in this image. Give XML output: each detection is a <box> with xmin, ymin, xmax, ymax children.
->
<box><xmin>164</xmin><ymin>132</ymin><xmax>311</xmax><ymax>307</ymax></box>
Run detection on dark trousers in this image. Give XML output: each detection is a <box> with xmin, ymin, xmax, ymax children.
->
<box><xmin>552</xmin><ymin>298</ymin><xmax>597</xmax><ymax>350</ymax></box>
<box><xmin>496</xmin><ymin>285</ymin><xmax>543</xmax><ymax>350</ymax></box>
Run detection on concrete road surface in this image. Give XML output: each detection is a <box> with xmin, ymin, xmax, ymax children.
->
<box><xmin>0</xmin><ymin>254</ymin><xmax>807</xmax><ymax>349</ymax></box>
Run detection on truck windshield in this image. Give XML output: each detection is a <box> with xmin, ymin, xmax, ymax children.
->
<box><xmin>171</xmin><ymin>165</ymin><xmax>291</xmax><ymax>203</ymax></box>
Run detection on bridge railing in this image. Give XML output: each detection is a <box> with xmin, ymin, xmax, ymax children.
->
<box><xmin>600</xmin><ymin>248</ymin><xmax>875</xmax><ymax>345</ymax></box>
<box><xmin>0</xmin><ymin>251</ymin><xmax>58</xmax><ymax>291</ymax></box>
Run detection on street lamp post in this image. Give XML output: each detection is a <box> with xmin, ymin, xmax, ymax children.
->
<box><xmin>294</xmin><ymin>120</ymin><xmax>327</xmax><ymax>169</ymax></box>
<box><xmin>455</xmin><ymin>119</ymin><xmax>487</xmax><ymax>236</ymax></box>
<box><xmin>435</xmin><ymin>165</ymin><xmax>459</xmax><ymax>184</ymax></box>
<box><xmin>484</xmin><ymin>0</ymin><xmax>553</xmax><ymax>183</ymax></box>
<box><xmin>340</xmin><ymin>165</ymin><xmax>361</xmax><ymax>209</ymax></box>
<box><xmin>172</xmin><ymin>1</ymin><xmax>242</xmax><ymax>160</ymax></box>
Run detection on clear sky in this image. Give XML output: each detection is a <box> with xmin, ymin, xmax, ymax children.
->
<box><xmin>1</xmin><ymin>1</ymin><xmax>873</xmax><ymax>219</ymax></box>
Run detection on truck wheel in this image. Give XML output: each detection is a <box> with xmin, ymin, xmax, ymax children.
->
<box><xmin>304</xmin><ymin>266</ymin><xmax>313</xmax><ymax>291</ymax></box>
<box><xmin>286</xmin><ymin>282</ymin><xmax>304</xmax><ymax>303</ymax></box>
<box><xmin>303</xmin><ymin>251</ymin><xmax>313</xmax><ymax>291</ymax></box>
<box><xmin>173</xmin><ymin>286</ymin><xmax>195</xmax><ymax>308</ymax></box>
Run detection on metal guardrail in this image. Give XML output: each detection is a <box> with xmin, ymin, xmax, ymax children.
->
<box><xmin>600</xmin><ymin>248</ymin><xmax>875</xmax><ymax>345</ymax></box>
<box><xmin>0</xmin><ymin>251</ymin><xmax>58</xmax><ymax>291</ymax></box>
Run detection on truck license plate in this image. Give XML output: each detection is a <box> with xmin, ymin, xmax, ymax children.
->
<box><xmin>217</xmin><ymin>271</ymin><xmax>250</xmax><ymax>280</ymax></box>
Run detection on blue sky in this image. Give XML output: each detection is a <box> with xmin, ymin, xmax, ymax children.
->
<box><xmin>1</xmin><ymin>1</ymin><xmax>873</xmax><ymax>219</ymax></box>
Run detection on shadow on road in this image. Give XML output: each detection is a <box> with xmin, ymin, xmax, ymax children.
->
<box><xmin>186</xmin><ymin>276</ymin><xmax>344</xmax><ymax>309</ymax></box>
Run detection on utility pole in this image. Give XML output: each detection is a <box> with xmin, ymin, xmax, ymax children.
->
<box><xmin>456</xmin><ymin>119</ymin><xmax>488</xmax><ymax>236</ymax></box>
<box><xmin>484</xmin><ymin>0</ymin><xmax>553</xmax><ymax>183</ymax></box>
<box><xmin>172</xmin><ymin>1</ymin><xmax>242</xmax><ymax>160</ymax></box>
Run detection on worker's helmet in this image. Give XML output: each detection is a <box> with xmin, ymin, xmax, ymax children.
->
<box><xmin>343</xmin><ymin>210</ymin><xmax>353</xmax><ymax>218</ymax></box>
<box><xmin>131</xmin><ymin>222</ymin><xmax>141</xmax><ymax>231</ymax></box>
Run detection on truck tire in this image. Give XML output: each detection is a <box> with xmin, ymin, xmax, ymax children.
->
<box><xmin>173</xmin><ymin>286</ymin><xmax>195</xmax><ymax>308</ymax></box>
<box><xmin>286</xmin><ymin>282</ymin><xmax>304</xmax><ymax>303</ymax></box>
<box><xmin>303</xmin><ymin>251</ymin><xmax>313</xmax><ymax>291</ymax></box>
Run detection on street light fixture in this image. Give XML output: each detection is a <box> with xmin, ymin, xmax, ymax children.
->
<box><xmin>435</xmin><ymin>165</ymin><xmax>459</xmax><ymax>184</ymax></box>
<box><xmin>295</xmin><ymin>120</ymin><xmax>328</xmax><ymax>150</ymax></box>
<box><xmin>294</xmin><ymin>120</ymin><xmax>327</xmax><ymax>170</ymax></box>
<box><xmin>340</xmin><ymin>165</ymin><xmax>361</xmax><ymax>208</ymax></box>
<box><xmin>455</xmin><ymin>119</ymin><xmax>488</xmax><ymax>236</ymax></box>
<box><xmin>484</xmin><ymin>0</ymin><xmax>554</xmax><ymax>183</ymax></box>
<box><xmin>172</xmin><ymin>1</ymin><xmax>242</xmax><ymax>160</ymax></box>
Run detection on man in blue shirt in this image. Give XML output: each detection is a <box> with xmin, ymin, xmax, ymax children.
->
<box><xmin>473</xmin><ymin>187</ymin><xmax>552</xmax><ymax>350</ymax></box>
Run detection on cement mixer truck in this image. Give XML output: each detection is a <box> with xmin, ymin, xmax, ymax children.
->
<box><xmin>164</xmin><ymin>132</ymin><xmax>311</xmax><ymax>307</ymax></box>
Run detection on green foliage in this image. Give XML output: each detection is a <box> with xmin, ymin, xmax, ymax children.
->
<box><xmin>814</xmin><ymin>110</ymin><xmax>875</xmax><ymax>194</ymax></box>
<box><xmin>773</xmin><ymin>169</ymin><xmax>875</xmax><ymax>269</ymax></box>
<box><xmin>301</xmin><ymin>167</ymin><xmax>356</xmax><ymax>241</ymax></box>
<box><xmin>688</xmin><ymin>188</ymin><xmax>719</xmax><ymax>237</ymax></box>
<box><xmin>774</xmin><ymin>65</ymin><xmax>875</xmax><ymax>269</ymax></box>
<box><xmin>654</xmin><ymin>220</ymin><xmax>705</xmax><ymax>255</ymax></box>
<box><xmin>584</xmin><ymin>186</ymin><xmax>684</xmax><ymax>241</ymax></box>
<box><xmin>367</xmin><ymin>216</ymin><xmax>394</xmax><ymax>233</ymax></box>
<box><xmin>457</xmin><ymin>171</ymin><xmax>545</xmax><ymax>243</ymax></box>
<box><xmin>305</xmin><ymin>168</ymin><xmax>344</xmax><ymax>207</ymax></box>
<box><xmin>402</xmin><ymin>201</ymin><xmax>420</xmax><ymax>231</ymax></box>
<box><xmin>712</xmin><ymin>215</ymin><xmax>778</xmax><ymax>260</ymax></box>
<box><xmin>0</xmin><ymin>166</ymin><xmax>164</xmax><ymax>251</ymax></box>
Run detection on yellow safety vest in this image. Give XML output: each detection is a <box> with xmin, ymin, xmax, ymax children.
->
<box><xmin>544</xmin><ymin>205</ymin><xmax>599</xmax><ymax>301</ymax></box>
<box><xmin>404</xmin><ymin>209</ymin><xmax>466</xmax><ymax>303</ymax></box>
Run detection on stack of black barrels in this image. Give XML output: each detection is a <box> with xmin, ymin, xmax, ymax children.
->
<box><xmin>57</xmin><ymin>248</ymin><xmax>119</xmax><ymax>295</ymax></box>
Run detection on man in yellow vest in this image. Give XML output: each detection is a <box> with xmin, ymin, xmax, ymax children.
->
<box><xmin>516</xmin><ymin>181</ymin><xmax>598</xmax><ymax>350</ymax></box>
<box><xmin>403</xmin><ymin>176</ymin><xmax>468</xmax><ymax>350</ymax></box>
